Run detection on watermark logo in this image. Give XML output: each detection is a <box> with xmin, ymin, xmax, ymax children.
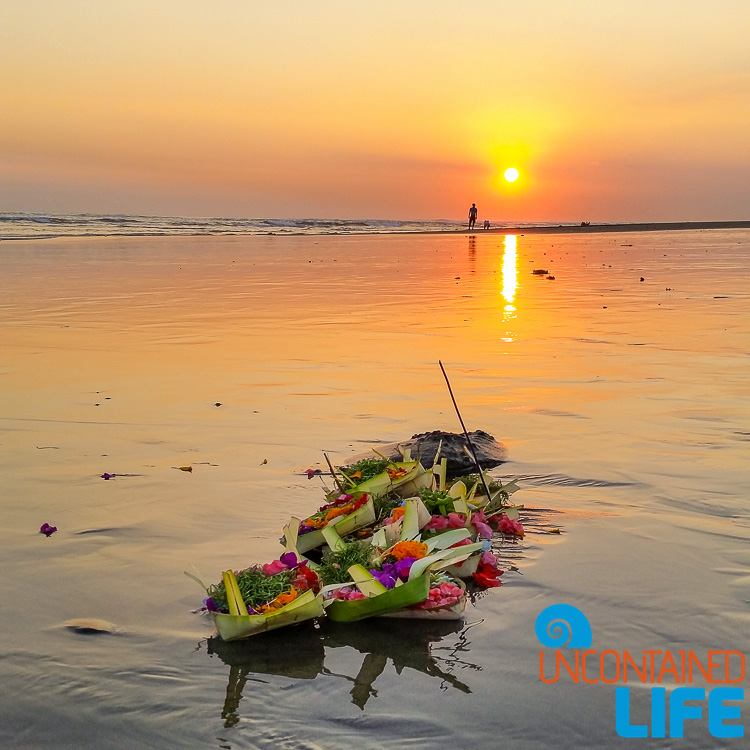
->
<box><xmin>535</xmin><ymin>603</ymin><xmax>592</xmax><ymax>649</ymax></box>
<box><xmin>535</xmin><ymin>604</ymin><xmax>745</xmax><ymax>739</ymax></box>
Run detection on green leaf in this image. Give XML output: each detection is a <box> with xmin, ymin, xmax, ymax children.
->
<box><xmin>347</xmin><ymin>564</ymin><xmax>388</xmax><ymax>597</ymax></box>
<box><xmin>321</xmin><ymin>524</ymin><xmax>347</xmax><ymax>553</ymax></box>
<box><xmin>325</xmin><ymin>574</ymin><xmax>431</xmax><ymax>622</ymax></box>
<box><xmin>407</xmin><ymin>544</ymin><xmax>483</xmax><ymax>581</ymax></box>
<box><xmin>424</xmin><ymin>528</ymin><xmax>471</xmax><ymax>551</ymax></box>
<box><xmin>211</xmin><ymin>589</ymin><xmax>325</xmax><ymax>641</ymax></box>
<box><xmin>400</xmin><ymin>498</ymin><xmax>420</xmax><ymax>541</ymax></box>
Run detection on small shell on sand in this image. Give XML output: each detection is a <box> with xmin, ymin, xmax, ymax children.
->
<box><xmin>64</xmin><ymin>618</ymin><xmax>117</xmax><ymax>635</ymax></box>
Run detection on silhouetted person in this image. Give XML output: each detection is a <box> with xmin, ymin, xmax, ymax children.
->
<box><xmin>468</xmin><ymin>203</ymin><xmax>477</xmax><ymax>230</ymax></box>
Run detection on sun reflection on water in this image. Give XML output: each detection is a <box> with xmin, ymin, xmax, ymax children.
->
<box><xmin>501</xmin><ymin>234</ymin><xmax>517</xmax><ymax>322</ymax></box>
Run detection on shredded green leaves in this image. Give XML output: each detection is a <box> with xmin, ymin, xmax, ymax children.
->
<box><xmin>208</xmin><ymin>567</ymin><xmax>293</xmax><ymax>611</ymax></box>
<box><xmin>372</xmin><ymin>492</ymin><xmax>404</xmax><ymax>523</ymax></box>
<box><xmin>318</xmin><ymin>541</ymin><xmax>375</xmax><ymax>586</ymax></box>
<box><xmin>339</xmin><ymin>457</ymin><xmax>389</xmax><ymax>483</ymax></box>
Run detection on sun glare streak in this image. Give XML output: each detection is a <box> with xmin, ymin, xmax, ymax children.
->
<box><xmin>501</xmin><ymin>234</ymin><xmax>517</xmax><ymax>321</ymax></box>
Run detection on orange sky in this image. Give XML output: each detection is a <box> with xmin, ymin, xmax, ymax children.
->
<box><xmin>2</xmin><ymin>1</ymin><xmax>749</xmax><ymax>222</ymax></box>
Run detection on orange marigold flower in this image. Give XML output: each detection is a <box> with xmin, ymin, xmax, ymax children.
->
<box><xmin>389</xmin><ymin>540</ymin><xmax>428</xmax><ymax>561</ymax></box>
<box><xmin>324</xmin><ymin>505</ymin><xmax>352</xmax><ymax>523</ymax></box>
<box><xmin>387</xmin><ymin>467</ymin><xmax>409</xmax><ymax>480</ymax></box>
<box><xmin>390</xmin><ymin>506</ymin><xmax>406</xmax><ymax>522</ymax></box>
<box><xmin>275</xmin><ymin>587</ymin><xmax>298</xmax><ymax>607</ymax></box>
<box><xmin>259</xmin><ymin>586</ymin><xmax>298</xmax><ymax>613</ymax></box>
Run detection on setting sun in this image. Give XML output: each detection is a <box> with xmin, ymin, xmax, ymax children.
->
<box><xmin>504</xmin><ymin>168</ymin><xmax>520</xmax><ymax>182</ymax></box>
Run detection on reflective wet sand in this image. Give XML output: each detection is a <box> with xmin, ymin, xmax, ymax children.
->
<box><xmin>1</xmin><ymin>230</ymin><xmax>748</xmax><ymax>748</ymax></box>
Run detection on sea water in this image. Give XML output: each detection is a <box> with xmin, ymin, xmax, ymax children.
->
<box><xmin>0</xmin><ymin>229</ymin><xmax>748</xmax><ymax>748</ymax></box>
<box><xmin>0</xmin><ymin>211</ymin><xmax>567</xmax><ymax>241</ymax></box>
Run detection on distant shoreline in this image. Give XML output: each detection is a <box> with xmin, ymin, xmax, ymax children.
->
<box><xmin>2</xmin><ymin>218</ymin><xmax>749</xmax><ymax>243</ymax></box>
<box><xmin>464</xmin><ymin>220</ymin><xmax>750</xmax><ymax>236</ymax></box>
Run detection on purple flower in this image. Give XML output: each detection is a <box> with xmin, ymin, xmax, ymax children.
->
<box><xmin>204</xmin><ymin>597</ymin><xmax>220</xmax><ymax>612</ymax></box>
<box><xmin>369</xmin><ymin>569</ymin><xmax>397</xmax><ymax>589</ymax></box>
<box><xmin>280</xmin><ymin>552</ymin><xmax>300</xmax><ymax>569</ymax></box>
<box><xmin>395</xmin><ymin>558</ymin><xmax>417</xmax><ymax>579</ymax></box>
<box><xmin>380</xmin><ymin>562</ymin><xmax>397</xmax><ymax>578</ymax></box>
<box><xmin>39</xmin><ymin>523</ymin><xmax>57</xmax><ymax>537</ymax></box>
<box><xmin>381</xmin><ymin>557</ymin><xmax>417</xmax><ymax>582</ymax></box>
<box><xmin>101</xmin><ymin>473</ymin><xmax>116</xmax><ymax>480</ymax></box>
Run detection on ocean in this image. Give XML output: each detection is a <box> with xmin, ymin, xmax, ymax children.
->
<box><xmin>1</xmin><ymin>227</ymin><xmax>748</xmax><ymax>748</ymax></box>
<box><xmin>0</xmin><ymin>211</ymin><xmax>563</xmax><ymax>241</ymax></box>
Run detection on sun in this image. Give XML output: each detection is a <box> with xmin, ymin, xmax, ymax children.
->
<box><xmin>504</xmin><ymin>167</ymin><xmax>519</xmax><ymax>182</ymax></box>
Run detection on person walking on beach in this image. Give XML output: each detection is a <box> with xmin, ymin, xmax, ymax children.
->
<box><xmin>468</xmin><ymin>203</ymin><xmax>478</xmax><ymax>230</ymax></box>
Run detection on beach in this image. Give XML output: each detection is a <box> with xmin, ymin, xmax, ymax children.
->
<box><xmin>481</xmin><ymin>220</ymin><xmax>750</xmax><ymax>235</ymax></box>
<box><xmin>1</xmin><ymin>227</ymin><xmax>749</xmax><ymax>748</ymax></box>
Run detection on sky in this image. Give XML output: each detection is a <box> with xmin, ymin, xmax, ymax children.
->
<box><xmin>2</xmin><ymin>0</ymin><xmax>750</xmax><ymax>222</ymax></box>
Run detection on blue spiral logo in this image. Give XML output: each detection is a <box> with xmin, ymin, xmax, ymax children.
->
<box><xmin>535</xmin><ymin>603</ymin><xmax>593</xmax><ymax>648</ymax></box>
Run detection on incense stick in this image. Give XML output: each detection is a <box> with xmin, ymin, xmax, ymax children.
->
<box><xmin>438</xmin><ymin>360</ymin><xmax>494</xmax><ymax>502</ymax></box>
<box><xmin>323</xmin><ymin>452</ymin><xmax>345</xmax><ymax>493</ymax></box>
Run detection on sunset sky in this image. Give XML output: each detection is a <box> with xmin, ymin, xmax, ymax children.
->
<box><xmin>3</xmin><ymin>1</ymin><xmax>749</xmax><ymax>222</ymax></box>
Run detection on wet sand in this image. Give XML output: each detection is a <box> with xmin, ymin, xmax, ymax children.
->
<box><xmin>456</xmin><ymin>220</ymin><xmax>750</xmax><ymax>235</ymax></box>
<box><xmin>1</xmin><ymin>228</ymin><xmax>749</xmax><ymax>748</ymax></box>
<box><xmin>491</xmin><ymin>219</ymin><xmax>750</xmax><ymax>234</ymax></box>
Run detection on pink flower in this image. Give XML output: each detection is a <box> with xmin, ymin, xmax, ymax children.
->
<box><xmin>425</xmin><ymin>513</ymin><xmax>468</xmax><ymax>531</ymax></box>
<box><xmin>417</xmin><ymin>583</ymin><xmax>463</xmax><ymax>609</ymax></box>
<box><xmin>439</xmin><ymin>582</ymin><xmax>461</xmax><ymax>596</ymax></box>
<box><xmin>425</xmin><ymin>515</ymin><xmax>449</xmax><ymax>531</ymax></box>
<box><xmin>447</xmin><ymin>512</ymin><xmax>467</xmax><ymax>529</ymax></box>
<box><xmin>262</xmin><ymin>559</ymin><xmax>289</xmax><ymax>576</ymax></box>
<box><xmin>498</xmin><ymin>516</ymin><xmax>525</xmax><ymax>537</ymax></box>
<box><xmin>473</xmin><ymin>520</ymin><xmax>493</xmax><ymax>539</ymax></box>
<box><xmin>473</xmin><ymin>509</ymin><xmax>488</xmax><ymax>524</ymax></box>
<box><xmin>480</xmin><ymin>550</ymin><xmax>499</xmax><ymax>567</ymax></box>
<box><xmin>473</xmin><ymin>511</ymin><xmax>494</xmax><ymax>537</ymax></box>
<box><xmin>327</xmin><ymin>586</ymin><xmax>366</xmax><ymax>601</ymax></box>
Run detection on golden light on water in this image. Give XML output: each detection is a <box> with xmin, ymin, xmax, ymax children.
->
<box><xmin>501</xmin><ymin>234</ymin><xmax>517</xmax><ymax>319</ymax></box>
